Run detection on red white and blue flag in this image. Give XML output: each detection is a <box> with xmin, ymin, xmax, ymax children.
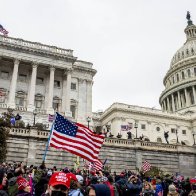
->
<box><xmin>142</xmin><ymin>160</ymin><xmax>151</xmax><ymax>173</ymax></box>
<box><xmin>49</xmin><ymin>113</ymin><xmax>105</xmax><ymax>163</ymax></box>
<box><xmin>0</xmin><ymin>24</ymin><xmax>8</xmax><ymax>36</ymax></box>
<box><xmin>93</xmin><ymin>159</ymin><xmax>103</xmax><ymax>171</ymax></box>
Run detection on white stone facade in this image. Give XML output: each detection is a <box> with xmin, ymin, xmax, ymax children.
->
<box><xmin>0</xmin><ymin>35</ymin><xmax>96</xmax><ymax>126</ymax></box>
<box><xmin>93</xmin><ymin>16</ymin><xmax>196</xmax><ymax>146</ymax></box>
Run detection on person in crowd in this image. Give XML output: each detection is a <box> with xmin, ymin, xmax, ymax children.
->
<box><xmin>189</xmin><ymin>178</ymin><xmax>196</xmax><ymax>196</ymax></box>
<box><xmin>0</xmin><ymin>169</ymin><xmax>8</xmax><ymax>196</ymax></box>
<box><xmin>67</xmin><ymin>173</ymin><xmax>84</xmax><ymax>196</ymax></box>
<box><xmin>126</xmin><ymin>175</ymin><xmax>142</xmax><ymax>196</ymax></box>
<box><xmin>142</xmin><ymin>181</ymin><xmax>155</xmax><ymax>196</ymax></box>
<box><xmin>155</xmin><ymin>179</ymin><xmax>163</xmax><ymax>196</ymax></box>
<box><xmin>43</xmin><ymin>172</ymin><xmax>70</xmax><ymax>196</ymax></box>
<box><xmin>16</xmin><ymin>176</ymin><xmax>32</xmax><ymax>196</ymax></box>
<box><xmin>167</xmin><ymin>184</ymin><xmax>179</xmax><ymax>196</ymax></box>
<box><xmin>87</xmin><ymin>184</ymin><xmax>111</xmax><ymax>196</ymax></box>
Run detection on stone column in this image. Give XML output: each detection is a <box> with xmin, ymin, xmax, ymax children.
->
<box><xmin>27</xmin><ymin>63</ymin><xmax>38</xmax><ymax>112</ymax></box>
<box><xmin>164</xmin><ymin>100</ymin><xmax>167</xmax><ymax>111</ymax></box>
<box><xmin>167</xmin><ymin>97</ymin><xmax>170</xmax><ymax>112</ymax></box>
<box><xmin>61</xmin><ymin>71</ymin><xmax>67</xmax><ymax>114</ymax></box>
<box><xmin>8</xmin><ymin>59</ymin><xmax>20</xmax><ymax>108</ymax></box>
<box><xmin>65</xmin><ymin>69</ymin><xmax>72</xmax><ymax>117</ymax></box>
<box><xmin>192</xmin><ymin>86</ymin><xmax>196</xmax><ymax>105</ymax></box>
<box><xmin>46</xmin><ymin>66</ymin><xmax>55</xmax><ymax>114</ymax></box>
<box><xmin>171</xmin><ymin>94</ymin><xmax>175</xmax><ymax>112</ymax></box>
<box><xmin>177</xmin><ymin>91</ymin><xmax>181</xmax><ymax>109</ymax></box>
<box><xmin>184</xmin><ymin>88</ymin><xmax>190</xmax><ymax>107</ymax></box>
<box><xmin>77</xmin><ymin>78</ymin><xmax>87</xmax><ymax>122</ymax></box>
<box><xmin>86</xmin><ymin>80</ymin><xmax>93</xmax><ymax>117</ymax></box>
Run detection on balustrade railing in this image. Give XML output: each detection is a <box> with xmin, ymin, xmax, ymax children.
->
<box><xmin>7</xmin><ymin>128</ymin><xmax>195</xmax><ymax>153</ymax></box>
<box><xmin>0</xmin><ymin>103</ymin><xmax>7</xmax><ymax>109</ymax></box>
<box><xmin>15</xmin><ymin>106</ymin><xmax>27</xmax><ymax>111</ymax></box>
<box><xmin>1</xmin><ymin>36</ymin><xmax>73</xmax><ymax>56</ymax></box>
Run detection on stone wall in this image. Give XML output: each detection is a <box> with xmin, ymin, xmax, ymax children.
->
<box><xmin>5</xmin><ymin>128</ymin><xmax>196</xmax><ymax>177</ymax></box>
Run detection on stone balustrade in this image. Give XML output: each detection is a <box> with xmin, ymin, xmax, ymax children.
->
<box><xmin>8</xmin><ymin>128</ymin><xmax>195</xmax><ymax>154</ymax></box>
<box><xmin>0</xmin><ymin>103</ymin><xmax>7</xmax><ymax>109</ymax></box>
<box><xmin>0</xmin><ymin>35</ymin><xmax>73</xmax><ymax>56</ymax></box>
<box><xmin>15</xmin><ymin>106</ymin><xmax>27</xmax><ymax>111</ymax></box>
<box><xmin>34</xmin><ymin>108</ymin><xmax>47</xmax><ymax>114</ymax></box>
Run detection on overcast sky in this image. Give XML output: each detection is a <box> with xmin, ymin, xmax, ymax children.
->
<box><xmin>1</xmin><ymin>0</ymin><xmax>196</xmax><ymax>112</ymax></box>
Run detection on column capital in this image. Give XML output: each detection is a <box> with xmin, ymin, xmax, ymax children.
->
<box><xmin>14</xmin><ymin>58</ymin><xmax>20</xmax><ymax>65</ymax></box>
<box><xmin>78</xmin><ymin>78</ymin><xmax>85</xmax><ymax>83</ymax></box>
<box><xmin>32</xmin><ymin>62</ymin><xmax>38</xmax><ymax>68</ymax></box>
<box><xmin>50</xmin><ymin>66</ymin><xmax>55</xmax><ymax>71</ymax></box>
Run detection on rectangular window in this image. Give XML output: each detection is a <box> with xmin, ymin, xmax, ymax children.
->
<box><xmin>16</xmin><ymin>97</ymin><xmax>24</xmax><ymax>106</ymax></box>
<box><xmin>54</xmin><ymin>80</ymin><xmax>61</xmax><ymax>88</ymax></box>
<box><xmin>71</xmin><ymin>83</ymin><xmax>76</xmax><ymax>90</ymax></box>
<box><xmin>182</xmin><ymin>130</ymin><xmax>186</xmax><ymax>135</ymax></box>
<box><xmin>35</xmin><ymin>100</ymin><xmax>42</xmax><ymax>108</ymax></box>
<box><xmin>194</xmin><ymin>68</ymin><xmax>196</xmax><ymax>76</ymax></box>
<box><xmin>53</xmin><ymin>102</ymin><xmax>60</xmax><ymax>111</ymax></box>
<box><xmin>18</xmin><ymin>74</ymin><xmax>27</xmax><ymax>82</ymax></box>
<box><xmin>171</xmin><ymin>128</ymin><xmax>176</xmax><ymax>133</ymax></box>
<box><xmin>70</xmin><ymin>105</ymin><xmax>76</xmax><ymax>119</ymax></box>
<box><xmin>1</xmin><ymin>71</ymin><xmax>9</xmax><ymax>79</ymax></box>
<box><xmin>36</xmin><ymin>77</ymin><xmax>44</xmax><ymax>85</ymax></box>
<box><xmin>141</xmin><ymin>124</ymin><xmax>146</xmax><ymax>129</ymax></box>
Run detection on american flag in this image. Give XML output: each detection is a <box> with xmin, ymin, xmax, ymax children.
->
<box><xmin>49</xmin><ymin>113</ymin><xmax>105</xmax><ymax>162</ymax></box>
<box><xmin>93</xmin><ymin>159</ymin><xmax>103</xmax><ymax>171</ymax></box>
<box><xmin>142</xmin><ymin>160</ymin><xmax>151</xmax><ymax>173</ymax></box>
<box><xmin>0</xmin><ymin>24</ymin><xmax>8</xmax><ymax>36</ymax></box>
<box><xmin>85</xmin><ymin>159</ymin><xmax>103</xmax><ymax>171</ymax></box>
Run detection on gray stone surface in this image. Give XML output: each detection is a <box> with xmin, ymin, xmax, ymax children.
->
<box><xmin>5</xmin><ymin>128</ymin><xmax>196</xmax><ymax>177</ymax></box>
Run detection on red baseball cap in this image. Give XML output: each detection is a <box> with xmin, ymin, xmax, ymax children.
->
<box><xmin>66</xmin><ymin>173</ymin><xmax>78</xmax><ymax>181</ymax></box>
<box><xmin>49</xmin><ymin>172</ymin><xmax>70</xmax><ymax>189</ymax></box>
<box><xmin>17</xmin><ymin>176</ymin><xmax>29</xmax><ymax>190</ymax></box>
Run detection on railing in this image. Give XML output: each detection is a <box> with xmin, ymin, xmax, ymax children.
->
<box><xmin>15</xmin><ymin>106</ymin><xmax>27</xmax><ymax>111</ymax></box>
<box><xmin>0</xmin><ymin>103</ymin><xmax>7</xmax><ymax>109</ymax></box>
<box><xmin>34</xmin><ymin>108</ymin><xmax>47</xmax><ymax>114</ymax></box>
<box><xmin>7</xmin><ymin>128</ymin><xmax>196</xmax><ymax>153</ymax></box>
<box><xmin>0</xmin><ymin>36</ymin><xmax>73</xmax><ymax>57</ymax></box>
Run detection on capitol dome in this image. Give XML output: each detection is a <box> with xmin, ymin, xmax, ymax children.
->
<box><xmin>160</xmin><ymin>12</ymin><xmax>196</xmax><ymax>114</ymax></box>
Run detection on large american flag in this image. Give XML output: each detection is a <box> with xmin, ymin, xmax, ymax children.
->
<box><xmin>142</xmin><ymin>160</ymin><xmax>151</xmax><ymax>173</ymax></box>
<box><xmin>0</xmin><ymin>24</ymin><xmax>8</xmax><ymax>36</ymax></box>
<box><xmin>49</xmin><ymin>113</ymin><xmax>105</xmax><ymax>162</ymax></box>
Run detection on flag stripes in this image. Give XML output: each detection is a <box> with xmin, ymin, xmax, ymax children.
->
<box><xmin>49</xmin><ymin>113</ymin><xmax>104</xmax><ymax>163</ymax></box>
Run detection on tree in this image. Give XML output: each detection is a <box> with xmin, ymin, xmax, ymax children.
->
<box><xmin>0</xmin><ymin>109</ymin><xmax>13</xmax><ymax>163</ymax></box>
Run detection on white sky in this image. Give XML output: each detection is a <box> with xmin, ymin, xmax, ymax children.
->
<box><xmin>1</xmin><ymin>0</ymin><xmax>196</xmax><ymax>112</ymax></box>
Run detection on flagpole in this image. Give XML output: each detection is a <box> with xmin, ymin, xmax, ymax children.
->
<box><xmin>42</xmin><ymin>113</ymin><xmax>56</xmax><ymax>162</ymax></box>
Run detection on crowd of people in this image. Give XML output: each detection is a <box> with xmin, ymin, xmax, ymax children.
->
<box><xmin>0</xmin><ymin>161</ymin><xmax>195</xmax><ymax>196</ymax></box>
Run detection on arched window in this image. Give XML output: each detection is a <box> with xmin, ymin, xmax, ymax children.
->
<box><xmin>191</xmin><ymin>48</ymin><xmax>194</xmax><ymax>55</ymax></box>
<box><xmin>16</xmin><ymin>91</ymin><xmax>26</xmax><ymax>106</ymax></box>
<box><xmin>172</xmin><ymin>76</ymin><xmax>175</xmax><ymax>84</ymax></box>
<box><xmin>157</xmin><ymin>137</ymin><xmax>162</xmax><ymax>143</ymax></box>
<box><xmin>188</xmin><ymin>69</ymin><xmax>191</xmax><ymax>77</ymax></box>
<box><xmin>53</xmin><ymin>96</ymin><xmax>61</xmax><ymax>112</ymax></box>
<box><xmin>176</xmin><ymin>73</ymin><xmax>179</xmax><ymax>82</ymax></box>
<box><xmin>182</xmin><ymin>71</ymin><xmax>185</xmax><ymax>79</ymax></box>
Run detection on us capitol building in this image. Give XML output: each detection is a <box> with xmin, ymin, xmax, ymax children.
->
<box><xmin>0</xmin><ymin>13</ymin><xmax>196</xmax><ymax>174</ymax></box>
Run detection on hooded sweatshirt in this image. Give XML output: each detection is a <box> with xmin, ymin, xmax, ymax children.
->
<box><xmin>91</xmin><ymin>184</ymin><xmax>111</xmax><ymax>196</ymax></box>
